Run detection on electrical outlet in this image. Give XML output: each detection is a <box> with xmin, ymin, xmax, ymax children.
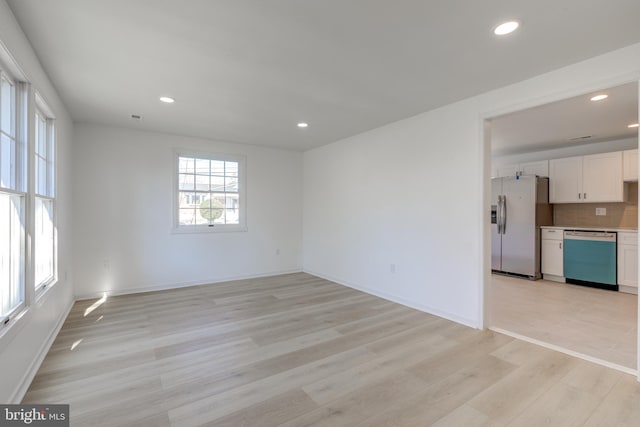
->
<box><xmin>595</xmin><ymin>207</ymin><xmax>606</xmax><ymax>216</ymax></box>
<box><xmin>275</xmin><ymin>248</ymin><xmax>280</xmax><ymax>255</ymax></box>
<box><xmin>390</xmin><ymin>263</ymin><xmax>396</xmax><ymax>273</ymax></box>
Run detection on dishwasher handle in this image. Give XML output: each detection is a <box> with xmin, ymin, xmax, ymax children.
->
<box><xmin>563</xmin><ymin>231</ymin><xmax>616</xmax><ymax>242</ymax></box>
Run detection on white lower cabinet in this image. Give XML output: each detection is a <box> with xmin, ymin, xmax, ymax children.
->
<box><xmin>541</xmin><ymin>228</ymin><xmax>564</xmax><ymax>281</ymax></box>
<box><xmin>618</xmin><ymin>232</ymin><xmax>638</xmax><ymax>294</ymax></box>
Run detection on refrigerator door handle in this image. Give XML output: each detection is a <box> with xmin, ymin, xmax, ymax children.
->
<box><xmin>497</xmin><ymin>195</ymin><xmax>503</xmax><ymax>234</ymax></box>
<box><xmin>501</xmin><ymin>195</ymin><xmax>507</xmax><ymax>234</ymax></box>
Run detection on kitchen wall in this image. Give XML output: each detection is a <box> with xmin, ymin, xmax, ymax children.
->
<box><xmin>73</xmin><ymin>123</ymin><xmax>303</xmax><ymax>299</ymax></box>
<box><xmin>304</xmin><ymin>42</ymin><xmax>640</xmax><ymax>328</ymax></box>
<box><xmin>0</xmin><ymin>0</ymin><xmax>74</xmax><ymax>403</ymax></box>
<box><xmin>554</xmin><ymin>182</ymin><xmax>638</xmax><ymax>228</ymax></box>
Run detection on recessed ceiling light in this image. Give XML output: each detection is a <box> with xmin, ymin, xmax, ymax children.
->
<box><xmin>297</xmin><ymin>122</ymin><xmax>308</xmax><ymax>128</ymax></box>
<box><xmin>629</xmin><ymin>123</ymin><xmax>639</xmax><ymax>128</ymax></box>
<box><xmin>494</xmin><ymin>21</ymin><xmax>519</xmax><ymax>36</ymax></box>
<box><xmin>590</xmin><ymin>94</ymin><xmax>608</xmax><ymax>101</ymax></box>
<box><xmin>159</xmin><ymin>96</ymin><xmax>175</xmax><ymax>103</ymax></box>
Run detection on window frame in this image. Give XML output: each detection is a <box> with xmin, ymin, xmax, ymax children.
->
<box><xmin>172</xmin><ymin>150</ymin><xmax>247</xmax><ymax>233</ymax></box>
<box><xmin>0</xmin><ymin>68</ymin><xmax>27</xmax><ymax>330</ymax></box>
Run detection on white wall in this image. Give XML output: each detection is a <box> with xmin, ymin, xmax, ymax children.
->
<box><xmin>0</xmin><ymin>0</ymin><xmax>74</xmax><ymax>403</ymax></box>
<box><xmin>303</xmin><ymin>43</ymin><xmax>640</xmax><ymax>328</ymax></box>
<box><xmin>72</xmin><ymin>124</ymin><xmax>303</xmax><ymax>298</ymax></box>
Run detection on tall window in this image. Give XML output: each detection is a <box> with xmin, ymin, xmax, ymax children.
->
<box><xmin>175</xmin><ymin>152</ymin><xmax>246</xmax><ymax>232</ymax></box>
<box><xmin>0</xmin><ymin>71</ymin><xmax>25</xmax><ymax>322</ymax></box>
<box><xmin>34</xmin><ymin>105</ymin><xmax>55</xmax><ymax>291</ymax></box>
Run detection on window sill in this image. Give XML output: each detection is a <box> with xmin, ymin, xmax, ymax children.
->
<box><xmin>171</xmin><ymin>225</ymin><xmax>248</xmax><ymax>234</ymax></box>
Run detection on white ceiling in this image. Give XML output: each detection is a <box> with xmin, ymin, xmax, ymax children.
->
<box><xmin>491</xmin><ymin>82</ymin><xmax>639</xmax><ymax>156</ymax></box>
<box><xmin>7</xmin><ymin>0</ymin><xmax>640</xmax><ymax>151</ymax></box>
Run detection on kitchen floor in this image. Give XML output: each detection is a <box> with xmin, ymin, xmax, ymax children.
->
<box><xmin>491</xmin><ymin>274</ymin><xmax>638</xmax><ymax>371</ymax></box>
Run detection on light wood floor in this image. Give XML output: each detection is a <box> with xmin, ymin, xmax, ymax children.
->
<box><xmin>24</xmin><ymin>272</ymin><xmax>640</xmax><ymax>426</ymax></box>
<box><xmin>491</xmin><ymin>274</ymin><xmax>638</xmax><ymax>370</ymax></box>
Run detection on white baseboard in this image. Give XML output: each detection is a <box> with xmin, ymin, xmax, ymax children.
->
<box><xmin>542</xmin><ymin>274</ymin><xmax>566</xmax><ymax>283</ymax></box>
<box><xmin>9</xmin><ymin>299</ymin><xmax>74</xmax><ymax>403</ymax></box>
<box><xmin>74</xmin><ymin>269</ymin><xmax>303</xmax><ymax>301</ymax></box>
<box><xmin>619</xmin><ymin>285</ymin><xmax>638</xmax><ymax>295</ymax></box>
<box><xmin>303</xmin><ymin>269</ymin><xmax>479</xmax><ymax>329</ymax></box>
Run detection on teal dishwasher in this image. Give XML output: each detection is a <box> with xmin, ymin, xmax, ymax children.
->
<box><xmin>563</xmin><ymin>230</ymin><xmax>617</xmax><ymax>290</ymax></box>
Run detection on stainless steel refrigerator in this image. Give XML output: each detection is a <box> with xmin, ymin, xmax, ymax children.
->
<box><xmin>491</xmin><ymin>175</ymin><xmax>552</xmax><ymax>279</ymax></box>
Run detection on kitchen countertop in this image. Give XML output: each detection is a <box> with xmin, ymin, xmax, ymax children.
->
<box><xmin>541</xmin><ymin>226</ymin><xmax>638</xmax><ymax>233</ymax></box>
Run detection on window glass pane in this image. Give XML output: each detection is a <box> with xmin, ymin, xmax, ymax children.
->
<box><xmin>225</xmin><ymin>161</ymin><xmax>238</xmax><ymax>177</ymax></box>
<box><xmin>34</xmin><ymin>197</ymin><xmax>54</xmax><ymax>287</ymax></box>
<box><xmin>178</xmin><ymin>191</ymin><xmax>196</xmax><ymax>209</ymax></box>
<box><xmin>179</xmin><ymin>208</ymin><xmax>196</xmax><ymax>225</ymax></box>
<box><xmin>49</xmin><ymin>131</ymin><xmax>55</xmax><ymax>197</ymax></box>
<box><xmin>195</xmin><ymin>158</ymin><xmax>209</xmax><ymax>175</ymax></box>
<box><xmin>225</xmin><ymin>193</ymin><xmax>239</xmax><ymax>209</ymax></box>
<box><xmin>178</xmin><ymin>173</ymin><xmax>195</xmax><ymax>191</ymax></box>
<box><xmin>36</xmin><ymin>115</ymin><xmax>46</xmax><ymax>157</ymax></box>
<box><xmin>36</xmin><ymin>157</ymin><xmax>46</xmax><ymax>196</ymax></box>
<box><xmin>1</xmin><ymin>77</ymin><xmax>14</xmax><ymax>136</ymax></box>
<box><xmin>225</xmin><ymin>209</ymin><xmax>239</xmax><ymax>225</ymax></box>
<box><xmin>0</xmin><ymin>192</ymin><xmax>24</xmax><ymax>317</ymax></box>
<box><xmin>195</xmin><ymin>174</ymin><xmax>209</xmax><ymax>192</ymax></box>
<box><xmin>224</xmin><ymin>176</ymin><xmax>238</xmax><ymax>192</ymax></box>
<box><xmin>199</xmin><ymin>197</ymin><xmax>223</xmax><ymax>224</ymax></box>
<box><xmin>178</xmin><ymin>156</ymin><xmax>194</xmax><ymax>174</ymax></box>
<box><xmin>0</xmin><ymin>133</ymin><xmax>13</xmax><ymax>190</ymax></box>
<box><xmin>211</xmin><ymin>160</ymin><xmax>225</xmax><ymax>176</ymax></box>
<box><xmin>211</xmin><ymin>175</ymin><xmax>225</xmax><ymax>191</ymax></box>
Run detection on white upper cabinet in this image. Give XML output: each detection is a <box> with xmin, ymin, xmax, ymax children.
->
<box><xmin>549</xmin><ymin>152</ymin><xmax>624</xmax><ymax>203</ymax></box>
<box><xmin>623</xmin><ymin>149</ymin><xmax>638</xmax><ymax>182</ymax></box>
<box><xmin>582</xmin><ymin>152</ymin><xmax>624</xmax><ymax>202</ymax></box>
<box><xmin>497</xmin><ymin>160</ymin><xmax>548</xmax><ymax>178</ymax></box>
<box><xmin>549</xmin><ymin>156</ymin><xmax>583</xmax><ymax>203</ymax></box>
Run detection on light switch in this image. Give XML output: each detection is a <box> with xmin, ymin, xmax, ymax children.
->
<box><xmin>595</xmin><ymin>207</ymin><xmax>606</xmax><ymax>216</ymax></box>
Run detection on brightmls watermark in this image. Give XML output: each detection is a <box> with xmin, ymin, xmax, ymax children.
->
<box><xmin>1</xmin><ymin>405</ymin><xmax>69</xmax><ymax>426</ymax></box>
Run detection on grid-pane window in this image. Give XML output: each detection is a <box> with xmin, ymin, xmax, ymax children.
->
<box><xmin>176</xmin><ymin>153</ymin><xmax>245</xmax><ymax>230</ymax></box>
<box><xmin>34</xmin><ymin>107</ymin><xmax>55</xmax><ymax>290</ymax></box>
<box><xmin>0</xmin><ymin>71</ymin><xmax>24</xmax><ymax>322</ymax></box>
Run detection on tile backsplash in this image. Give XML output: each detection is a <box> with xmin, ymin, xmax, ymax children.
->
<box><xmin>553</xmin><ymin>182</ymin><xmax>638</xmax><ymax>229</ymax></box>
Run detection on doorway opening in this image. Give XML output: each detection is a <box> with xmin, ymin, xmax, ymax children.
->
<box><xmin>482</xmin><ymin>80</ymin><xmax>639</xmax><ymax>376</ymax></box>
